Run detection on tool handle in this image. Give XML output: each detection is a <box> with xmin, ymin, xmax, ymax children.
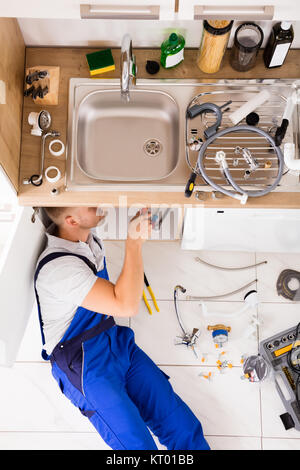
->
<box><xmin>142</xmin><ymin>291</ymin><xmax>152</xmax><ymax>315</ymax></box>
<box><xmin>148</xmin><ymin>286</ymin><xmax>159</xmax><ymax>312</ymax></box>
<box><xmin>185</xmin><ymin>172</ymin><xmax>197</xmax><ymax>198</ymax></box>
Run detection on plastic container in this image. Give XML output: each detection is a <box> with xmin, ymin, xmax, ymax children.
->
<box><xmin>197</xmin><ymin>20</ymin><xmax>233</xmax><ymax>74</ymax></box>
<box><xmin>160</xmin><ymin>33</ymin><xmax>185</xmax><ymax>69</ymax></box>
<box><xmin>230</xmin><ymin>22</ymin><xmax>264</xmax><ymax>72</ymax></box>
<box><xmin>263</xmin><ymin>22</ymin><xmax>294</xmax><ymax>68</ymax></box>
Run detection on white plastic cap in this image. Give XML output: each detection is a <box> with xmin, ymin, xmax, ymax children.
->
<box><xmin>281</xmin><ymin>21</ymin><xmax>292</xmax><ymax>30</ymax></box>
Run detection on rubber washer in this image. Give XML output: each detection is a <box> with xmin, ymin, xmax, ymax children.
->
<box><xmin>246</xmin><ymin>112</ymin><xmax>260</xmax><ymax>126</ymax></box>
<box><xmin>146</xmin><ymin>60</ymin><xmax>160</xmax><ymax>75</ymax></box>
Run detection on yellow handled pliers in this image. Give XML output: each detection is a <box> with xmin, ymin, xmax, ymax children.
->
<box><xmin>142</xmin><ymin>273</ymin><xmax>159</xmax><ymax>315</ymax></box>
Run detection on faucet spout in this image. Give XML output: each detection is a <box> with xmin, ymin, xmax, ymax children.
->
<box><xmin>120</xmin><ymin>34</ymin><xmax>136</xmax><ymax>101</ymax></box>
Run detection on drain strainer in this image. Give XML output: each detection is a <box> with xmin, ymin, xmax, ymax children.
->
<box><xmin>143</xmin><ymin>139</ymin><xmax>162</xmax><ymax>157</ymax></box>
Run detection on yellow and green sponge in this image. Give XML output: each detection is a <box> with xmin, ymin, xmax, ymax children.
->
<box><xmin>86</xmin><ymin>49</ymin><xmax>115</xmax><ymax>76</ymax></box>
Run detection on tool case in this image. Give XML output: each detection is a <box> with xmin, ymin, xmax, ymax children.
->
<box><xmin>259</xmin><ymin>324</ymin><xmax>300</xmax><ymax>431</ymax></box>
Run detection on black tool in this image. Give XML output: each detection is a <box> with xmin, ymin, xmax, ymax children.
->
<box><xmin>275</xmin><ymin>119</ymin><xmax>289</xmax><ymax>146</ymax></box>
<box><xmin>184</xmin><ymin>172</ymin><xmax>197</xmax><ymax>198</ymax></box>
<box><xmin>38</xmin><ymin>86</ymin><xmax>49</xmax><ymax>98</ymax></box>
<box><xmin>25</xmin><ymin>70</ymin><xmax>49</xmax><ymax>85</ymax></box>
<box><xmin>32</xmin><ymin>86</ymin><xmax>42</xmax><ymax>100</ymax></box>
<box><xmin>24</xmin><ymin>85</ymin><xmax>35</xmax><ymax>97</ymax></box>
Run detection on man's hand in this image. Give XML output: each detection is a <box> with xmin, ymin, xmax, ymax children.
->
<box><xmin>127</xmin><ymin>208</ymin><xmax>152</xmax><ymax>243</ymax></box>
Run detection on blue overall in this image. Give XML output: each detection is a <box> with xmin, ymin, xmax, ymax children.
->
<box><xmin>34</xmin><ymin>241</ymin><xmax>210</xmax><ymax>450</ymax></box>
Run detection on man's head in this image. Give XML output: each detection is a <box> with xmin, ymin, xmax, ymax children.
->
<box><xmin>44</xmin><ymin>207</ymin><xmax>105</xmax><ymax>230</ymax></box>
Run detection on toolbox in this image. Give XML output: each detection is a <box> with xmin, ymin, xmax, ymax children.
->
<box><xmin>259</xmin><ymin>324</ymin><xmax>300</xmax><ymax>431</ymax></box>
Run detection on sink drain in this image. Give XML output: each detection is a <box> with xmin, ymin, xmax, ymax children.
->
<box><xmin>143</xmin><ymin>139</ymin><xmax>162</xmax><ymax>157</ymax></box>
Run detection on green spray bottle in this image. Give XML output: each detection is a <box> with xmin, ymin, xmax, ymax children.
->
<box><xmin>160</xmin><ymin>33</ymin><xmax>185</xmax><ymax>69</ymax></box>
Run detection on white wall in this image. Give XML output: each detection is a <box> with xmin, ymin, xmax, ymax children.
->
<box><xmin>17</xmin><ymin>18</ymin><xmax>300</xmax><ymax>48</ymax></box>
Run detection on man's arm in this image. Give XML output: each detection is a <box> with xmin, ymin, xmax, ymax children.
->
<box><xmin>81</xmin><ymin>210</ymin><xmax>151</xmax><ymax>318</ymax></box>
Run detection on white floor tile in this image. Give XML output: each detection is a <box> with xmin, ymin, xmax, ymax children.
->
<box><xmin>262</xmin><ymin>438</ymin><xmax>300</xmax><ymax>450</ymax></box>
<box><xmin>256</xmin><ymin>252</ymin><xmax>300</xmax><ymax>303</ymax></box>
<box><xmin>132</xmin><ymin>300</ymin><xmax>258</xmax><ymax>366</ymax></box>
<box><xmin>207</xmin><ymin>436</ymin><xmax>261</xmax><ymax>450</ymax></box>
<box><xmin>0</xmin><ymin>432</ymin><xmax>109</xmax><ymax>450</ymax></box>
<box><xmin>161</xmin><ymin>366</ymin><xmax>261</xmax><ymax>438</ymax></box>
<box><xmin>0</xmin><ymin>363</ymin><xmax>94</xmax><ymax>433</ymax></box>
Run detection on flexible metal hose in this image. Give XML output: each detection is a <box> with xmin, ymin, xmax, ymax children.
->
<box><xmin>185</xmin><ymin>279</ymin><xmax>257</xmax><ymax>300</ymax></box>
<box><xmin>197</xmin><ymin>125</ymin><xmax>284</xmax><ymax>198</ymax></box>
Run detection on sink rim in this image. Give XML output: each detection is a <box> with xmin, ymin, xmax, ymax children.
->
<box><xmin>74</xmin><ymin>86</ymin><xmax>180</xmax><ymax>182</ymax></box>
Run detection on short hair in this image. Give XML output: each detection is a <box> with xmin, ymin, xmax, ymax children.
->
<box><xmin>44</xmin><ymin>207</ymin><xmax>70</xmax><ymax>225</ymax></box>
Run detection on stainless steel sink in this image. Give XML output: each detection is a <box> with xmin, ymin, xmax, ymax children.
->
<box><xmin>66</xmin><ymin>78</ymin><xmax>300</xmax><ymax>192</ymax></box>
<box><xmin>76</xmin><ymin>89</ymin><xmax>179</xmax><ymax>181</ymax></box>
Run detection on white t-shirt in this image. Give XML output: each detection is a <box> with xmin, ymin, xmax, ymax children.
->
<box><xmin>35</xmin><ymin>223</ymin><xmax>105</xmax><ymax>355</ymax></box>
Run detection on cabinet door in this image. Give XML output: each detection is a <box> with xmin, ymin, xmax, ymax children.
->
<box><xmin>181</xmin><ymin>207</ymin><xmax>300</xmax><ymax>252</ymax></box>
<box><xmin>95</xmin><ymin>207</ymin><xmax>183</xmax><ymax>240</ymax></box>
<box><xmin>178</xmin><ymin>1</ymin><xmax>300</xmax><ymax>21</ymax></box>
<box><xmin>0</xmin><ymin>0</ymin><xmax>175</xmax><ymax>20</ymax></box>
<box><xmin>0</xmin><ymin>206</ymin><xmax>45</xmax><ymax>367</ymax></box>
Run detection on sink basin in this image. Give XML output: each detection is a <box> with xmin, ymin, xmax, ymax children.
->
<box><xmin>66</xmin><ymin>78</ymin><xmax>300</xmax><ymax>192</ymax></box>
<box><xmin>76</xmin><ymin>88</ymin><xmax>179</xmax><ymax>181</ymax></box>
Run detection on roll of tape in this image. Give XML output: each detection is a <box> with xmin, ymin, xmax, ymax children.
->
<box><xmin>49</xmin><ymin>139</ymin><xmax>65</xmax><ymax>157</ymax></box>
<box><xmin>45</xmin><ymin>166</ymin><xmax>61</xmax><ymax>184</ymax></box>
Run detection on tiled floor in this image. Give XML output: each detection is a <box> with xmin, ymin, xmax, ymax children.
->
<box><xmin>1</xmin><ymin>240</ymin><xmax>300</xmax><ymax>450</ymax></box>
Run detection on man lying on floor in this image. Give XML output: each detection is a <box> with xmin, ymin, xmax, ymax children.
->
<box><xmin>34</xmin><ymin>206</ymin><xmax>210</xmax><ymax>450</ymax></box>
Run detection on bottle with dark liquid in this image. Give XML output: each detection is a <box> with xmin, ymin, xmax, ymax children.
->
<box><xmin>263</xmin><ymin>22</ymin><xmax>294</xmax><ymax>68</ymax></box>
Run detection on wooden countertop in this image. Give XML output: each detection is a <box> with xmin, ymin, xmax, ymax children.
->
<box><xmin>18</xmin><ymin>47</ymin><xmax>300</xmax><ymax>208</ymax></box>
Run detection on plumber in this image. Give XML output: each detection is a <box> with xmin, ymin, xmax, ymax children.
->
<box><xmin>34</xmin><ymin>206</ymin><xmax>210</xmax><ymax>451</ymax></box>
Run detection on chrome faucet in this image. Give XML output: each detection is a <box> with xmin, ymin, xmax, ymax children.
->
<box><xmin>120</xmin><ymin>34</ymin><xmax>136</xmax><ymax>101</ymax></box>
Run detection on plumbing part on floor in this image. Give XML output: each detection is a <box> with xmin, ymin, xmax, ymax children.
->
<box><xmin>195</xmin><ymin>256</ymin><xmax>267</xmax><ymax>271</ymax></box>
<box><xmin>207</xmin><ymin>324</ymin><xmax>231</xmax><ymax>348</ymax></box>
<box><xmin>201</xmin><ymin>290</ymin><xmax>259</xmax><ymax>319</ymax></box>
<box><xmin>240</xmin><ymin>354</ymin><xmax>269</xmax><ymax>383</ymax></box>
<box><xmin>185</xmin><ymin>279</ymin><xmax>257</xmax><ymax>301</ymax></box>
<box><xmin>216</xmin><ymin>351</ymin><xmax>233</xmax><ymax>373</ymax></box>
<box><xmin>276</xmin><ymin>269</ymin><xmax>300</xmax><ymax>301</ymax></box>
<box><xmin>173</xmin><ymin>285</ymin><xmax>200</xmax><ymax>357</ymax></box>
<box><xmin>199</xmin><ymin>371</ymin><xmax>213</xmax><ymax>381</ymax></box>
<box><xmin>259</xmin><ymin>323</ymin><xmax>300</xmax><ymax>431</ymax></box>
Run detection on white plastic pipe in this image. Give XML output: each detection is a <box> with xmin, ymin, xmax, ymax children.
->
<box><xmin>283</xmin><ymin>142</ymin><xmax>300</xmax><ymax>171</ymax></box>
<box><xmin>228</xmin><ymin>90</ymin><xmax>271</xmax><ymax>126</ymax></box>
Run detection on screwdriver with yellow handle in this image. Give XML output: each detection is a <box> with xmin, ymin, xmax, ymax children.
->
<box><xmin>143</xmin><ymin>273</ymin><xmax>159</xmax><ymax>315</ymax></box>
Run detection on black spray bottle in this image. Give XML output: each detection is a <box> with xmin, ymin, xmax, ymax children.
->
<box><xmin>263</xmin><ymin>21</ymin><xmax>294</xmax><ymax>68</ymax></box>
